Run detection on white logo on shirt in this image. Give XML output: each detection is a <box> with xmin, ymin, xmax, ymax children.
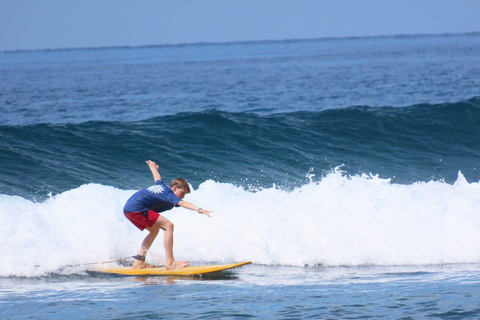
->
<box><xmin>147</xmin><ymin>185</ymin><xmax>165</xmax><ymax>194</ymax></box>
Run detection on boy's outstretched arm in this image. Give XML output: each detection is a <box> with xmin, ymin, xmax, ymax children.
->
<box><xmin>146</xmin><ymin>160</ymin><xmax>162</xmax><ymax>182</ymax></box>
<box><xmin>178</xmin><ymin>200</ymin><xmax>213</xmax><ymax>218</ymax></box>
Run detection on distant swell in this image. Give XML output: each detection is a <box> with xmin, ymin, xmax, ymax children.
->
<box><xmin>0</xmin><ymin>97</ymin><xmax>479</xmax><ymax>199</ymax></box>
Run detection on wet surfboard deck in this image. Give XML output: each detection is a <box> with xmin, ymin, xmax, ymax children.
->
<box><xmin>99</xmin><ymin>261</ymin><xmax>252</xmax><ymax>276</ymax></box>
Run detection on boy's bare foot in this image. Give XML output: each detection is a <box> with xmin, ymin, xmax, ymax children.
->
<box><xmin>166</xmin><ymin>260</ymin><xmax>189</xmax><ymax>270</ymax></box>
<box><xmin>132</xmin><ymin>260</ymin><xmax>156</xmax><ymax>269</ymax></box>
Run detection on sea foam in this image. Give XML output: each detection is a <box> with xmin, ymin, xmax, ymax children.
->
<box><xmin>1</xmin><ymin>170</ymin><xmax>480</xmax><ymax>277</ymax></box>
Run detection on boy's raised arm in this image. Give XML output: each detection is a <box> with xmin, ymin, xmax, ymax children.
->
<box><xmin>146</xmin><ymin>160</ymin><xmax>162</xmax><ymax>182</ymax></box>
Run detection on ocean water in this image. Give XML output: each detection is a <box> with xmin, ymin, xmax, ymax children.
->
<box><xmin>1</xmin><ymin>33</ymin><xmax>480</xmax><ymax>319</ymax></box>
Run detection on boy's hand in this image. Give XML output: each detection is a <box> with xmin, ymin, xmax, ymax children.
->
<box><xmin>198</xmin><ymin>209</ymin><xmax>213</xmax><ymax>218</ymax></box>
<box><xmin>146</xmin><ymin>160</ymin><xmax>159</xmax><ymax>171</ymax></box>
<box><xmin>146</xmin><ymin>160</ymin><xmax>161</xmax><ymax>181</ymax></box>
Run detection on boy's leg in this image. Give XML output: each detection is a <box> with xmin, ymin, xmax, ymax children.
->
<box><xmin>146</xmin><ymin>215</ymin><xmax>189</xmax><ymax>270</ymax></box>
<box><xmin>132</xmin><ymin>227</ymin><xmax>159</xmax><ymax>269</ymax></box>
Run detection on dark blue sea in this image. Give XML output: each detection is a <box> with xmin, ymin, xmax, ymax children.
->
<box><xmin>1</xmin><ymin>33</ymin><xmax>480</xmax><ymax>319</ymax></box>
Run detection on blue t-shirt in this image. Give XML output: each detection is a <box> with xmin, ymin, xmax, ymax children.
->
<box><xmin>124</xmin><ymin>180</ymin><xmax>182</xmax><ymax>213</ymax></box>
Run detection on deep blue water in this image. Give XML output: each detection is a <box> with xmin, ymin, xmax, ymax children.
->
<box><xmin>1</xmin><ymin>33</ymin><xmax>480</xmax><ymax>319</ymax></box>
<box><xmin>1</xmin><ymin>99</ymin><xmax>480</xmax><ymax>200</ymax></box>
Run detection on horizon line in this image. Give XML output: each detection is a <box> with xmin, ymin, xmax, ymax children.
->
<box><xmin>2</xmin><ymin>30</ymin><xmax>479</xmax><ymax>54</ymax></box>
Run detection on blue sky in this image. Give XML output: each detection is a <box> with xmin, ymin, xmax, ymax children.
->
<box><xmin>1</xmin><ymin>0</ymin><xmax>480</xmax><ymax>51</ymax></box>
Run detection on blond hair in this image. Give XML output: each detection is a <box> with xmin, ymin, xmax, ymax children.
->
<box><xmin>170</xmin><ymin>178</ymin><xmax>191</xmax><ymax>194</ymax></box>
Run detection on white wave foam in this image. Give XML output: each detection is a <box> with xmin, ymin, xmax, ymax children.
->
<box><xmin>2</xmin><ymin>171</ymin><xmax>480</xmax><ymax>276</ymax></box>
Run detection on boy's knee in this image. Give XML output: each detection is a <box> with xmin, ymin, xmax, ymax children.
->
<box><xmin>166</xmin><ymin>221</ymin><xmax>174</xmax><ymax>231</ymax></box>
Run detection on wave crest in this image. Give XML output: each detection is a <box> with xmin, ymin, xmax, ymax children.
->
<box><xmin>2</xmin><ymin>170</ymin><xmax>480</xmax><ymax>277</ymax></box>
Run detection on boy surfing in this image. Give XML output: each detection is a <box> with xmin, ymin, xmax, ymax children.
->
<box><xmin>124</xmin><ymin>160</ymin><xmax>212</xmax><ymax>269</ymax></box>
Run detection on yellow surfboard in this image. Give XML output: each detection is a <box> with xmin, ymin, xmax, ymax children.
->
<box><xmin>100</xmin><ymin>261</ymin><xmax>252</xmax><ymax>276</ymax></box>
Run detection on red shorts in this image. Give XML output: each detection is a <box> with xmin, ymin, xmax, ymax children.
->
<box><xmin>124</xmin><ymin>210</ymin><xmax>160</xmax><ymax>231</ymax></box>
